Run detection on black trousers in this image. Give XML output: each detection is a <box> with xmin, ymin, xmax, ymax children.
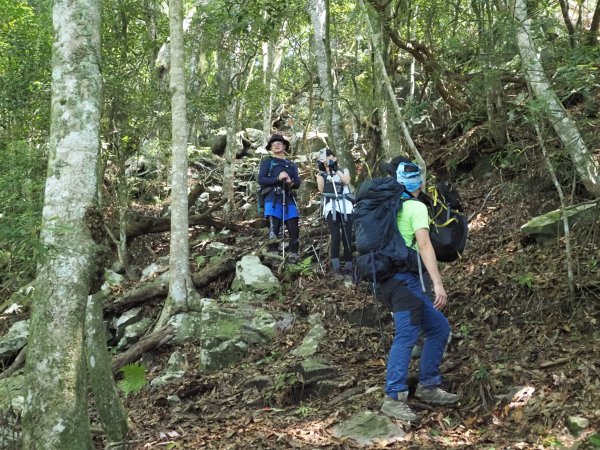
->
<box><xmin>326</xmin><ymin>212</ymin><xmax>353</xmax><ymax>262</ymax></box>
<box><xmin>268</xmin><ymin>216</ymin><xmax>300</xmax><ymax>254</ymax></box>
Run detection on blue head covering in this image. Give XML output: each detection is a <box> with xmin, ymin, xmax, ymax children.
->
<box><xmin>396</xmin><ymin>162</ymin><xmax>423</xmax><ymax>193</ymax></box>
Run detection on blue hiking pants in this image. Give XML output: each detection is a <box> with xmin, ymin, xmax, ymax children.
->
<box><xmin>382</xmin><ymin>271</ymin><xmax>450</xmax><ymax>398</ymax></box>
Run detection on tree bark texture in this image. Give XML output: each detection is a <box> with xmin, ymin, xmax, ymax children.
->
<box><xmin>513</xmin><ymin>0</ymin><xmax>600</xmax><ymax>197</ymax></box>
<box><xmin>85</xmin><ymin>293</ymin><xmax>129</xmax><ymax>443</ymax></box>
<box><xmin>22</xmin><ymin>0</ymin><xmax>102</xmax><ymax>448</ymax></box>
<box><xmin>156</xmin><ymin>0</ymin><xmax>198</xmax><ymax>329</ymax></box>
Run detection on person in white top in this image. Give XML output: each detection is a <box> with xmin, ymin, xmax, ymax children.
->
<box><xmin>316</xmin><ymin>148</ymin><xmax>354</xmax><ymax>277</ymax></box>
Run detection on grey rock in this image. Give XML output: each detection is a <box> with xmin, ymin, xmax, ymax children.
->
<box><xmin>292</xmin><ymin>321</ymin><xmax>327</xmax><ymax>357</ymax></box>
<box><xmin>205</xmin><ymin>242</ymin><xmax>230</xmax><ymax>256</ymax></box>
<box><xmin>0</xmin><ymin>320</ymin><xmax>29</xmax><ymax>360</ymax></box>
<box><xmin>331</xmin><ymin>411</ymin><xmax>405</xmax><ymax>446</ymax></box>
<box><xmin>521</xmin><ymin>201</ymin><xmax>599</xmax><ymax>239</ymax></box>
<box><xmin>113</xmin><ymin>307</ymin><xmax>143</xmax><ymax>340</ymax></box>
<box><xmin>296</xmin><ymin>358</ymin><xmax>337</xmax><ymax>382</ymax></box>
<box><xmin>231</xmin><ymin>255</ymin><xmax>281</xmax><ymax>296</ymax></box>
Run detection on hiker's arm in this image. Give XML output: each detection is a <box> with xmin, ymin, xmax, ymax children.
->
<box><xmin>336</xmin><ymin>168</ymin><xmax>351</xmax><ymax>185</ymax></box>
<box><xmin>316</xmin><ymin>173</ymin><xmax>325</xmax><ymax>192</ymax></box>
<box><xmin>257</xmin><ymin>160</ymin><xmax>278</xmax><ymax>186</ymax></box>
<box><xmin>289</xmin><ymin>164</ymin><xmax>301</xmax><ymax>189</ymax></box>
<box><xmin>415</xmin><ymin>228</ymin><xmax>447</xmax><ymax>310</ymax></box>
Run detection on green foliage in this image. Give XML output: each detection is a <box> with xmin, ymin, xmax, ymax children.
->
<box><xmin>294</xmin><ymin>405</ymin><xmax>317</xmax><ymax>417</ymax></box>
<box><xmin>541</xmin><ymin>436</ymin><xmax>563</xmax><ymax>447</ymax></box>
<box><xmin>195</xmin><ymin>255</ymin><xmax>207</xmax><ymax>268</ymax></box>
<box><xmin>118</xmin><ymin>363</ymin><xmax>147</xmax><ymax>397</ymax></box>
<box><xmin>273</xmin><ymin>372</ymin><xmax>298</xmax><ymax>391</ymax></box>
<box><xmin>0</xmin><ymin>141</ymin><xmax>46</xmax><ymax>296</ymax></box>
<box><xmin>255</xmin><ymin>351</ymin><xmax>282</xmax><ymax>366</ymax></box>
<box><xmin>458</xmin><ymin>323</ymin><xmax>470</xmax><ymax>338</ymax></box>
<box><xmin>516</xmin><ymin>273</ymin><xmax>534</xmax><ymax>289</ymax></box>
<box><xmin>0</xmin><ymin>0</ymin><xmax>52</xmax><ymax>144</ymax></box>
<box><xmin>286</xmin><ymin>256</ymin><xmax>314</xmax><ymax>275</ymax></box>
<box><xmin>587</xmin><ymin>434</ymin><xmax>600</xmax><ymax>447</ymax></box>
<box><xmin>474</xmin><ymin>364</ymin><xmax>489</xmax><ymax>380</ymax></box>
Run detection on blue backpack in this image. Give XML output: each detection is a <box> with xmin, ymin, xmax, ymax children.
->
<box><xmin>354</xmin><ymin>177</ymin><xmax>418</xmax><ymax>282</ymax></box>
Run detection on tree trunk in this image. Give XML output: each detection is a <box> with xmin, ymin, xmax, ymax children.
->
<box><xmin>472</xmin><ymin>0</ymin><xmax>507</xmax><ymax>149</ymax></box>
<box><xmin>262</xmin><ymin>23</ymin><xmax>287</xmax><ymax>146</ymax></box>
<box><xmin>155</xmin><ymin>0</ymin><xmax>199</xmax><ymax>329</ymax></box>
<box><xmin>85</xmin><ymin>293</ymin><xmax>128</xmax><ymax>444</ymax></box>
<box><xmin>557</xmin><ymin>0</ymin><xmax>576</xmax><ymax>48</ymax></box>
<box><xmin>359</xmin><ymin>0</ymin><xmax>426</xmax><ymax>175</ymax></box>
<box><xmin>22</xmin><ymin>0</ymin><xmax>102</xmax><ymax>447</ymax></box>
<box><xmin>307</xmin><ymin>0</ymin><xmax>353</xmax><ymax>174</ymax></box>
<box><xmin>587</xmin><ymin>0</ymin><xmax>600</xmax><ymax>46</ymax></box>
<box><xmin>513</xmin><ymin>0</ymin><xmax>600</xmax><ymax>197</ymax></box>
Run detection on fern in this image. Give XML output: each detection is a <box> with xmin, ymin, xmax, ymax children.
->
<box><xmin>117</xmin><ymin>363</ymin><xmax>146</xmax><ymax>397</ymax></box>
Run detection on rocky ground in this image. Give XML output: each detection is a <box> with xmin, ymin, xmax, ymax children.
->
<box><xmin>2</xmin><ymin>120</ymin><xmax>599</xmax><ymax>449</ymax></box>
<box><xmin>110</xmin><ymin>151</ymin><xmax>600</xmax><ymax>449</ymax></box>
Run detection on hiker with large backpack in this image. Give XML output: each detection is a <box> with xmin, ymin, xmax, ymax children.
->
<box><xmin>354</xmin><ymin>157</ymin><xmax>459</xmax><ymax>422</ymax></box>
<box><xmin>258</xmin><ymin>134</ymin><xmax>301</xmax><ymax>262</ymax></box>
<box><xmin>316</xmin><ymin>148</ymin><xmax>354</xmax><ymax>278</ymax></box>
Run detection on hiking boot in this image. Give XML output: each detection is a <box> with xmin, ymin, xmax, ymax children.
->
<box><xmin>414</xmin><ymin>385</ymin><xmax>459</xmax><ymax>405</ymax></box>
<box><xmin>287</xmin><ymin>253</ymin><xmax>300</xmax><ymax>263</ymax></box>
<box><xmin>380</xmin><ymin>392</ymin><xmax>417</xmax><ymax>422</ymax></box>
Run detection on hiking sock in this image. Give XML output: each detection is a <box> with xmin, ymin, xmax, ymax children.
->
<box><xmin>331</xmin><ymin>258</ymin><xmax>341</xmax><ymax>273</ymax></box>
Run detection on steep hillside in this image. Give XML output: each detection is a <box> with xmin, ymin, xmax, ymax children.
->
<box><xmin>114</xmin><ymin>140</ymin><xmax>599</xmax><ymax>448</ymax></box>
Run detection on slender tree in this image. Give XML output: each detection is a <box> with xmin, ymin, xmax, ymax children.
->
<box><xmin>261</xmin><ymin>22</ymin><xmax>287</xmax><ymax>146</ymax></box>
<box><xmin>359</xmin><ymin>0</ymin><xmax>426</xmax><ymax>173</ymax></box>
<box><xmin>22</xmin><ymin>0</ymin><xmax>102</xmax><ymax>447</ymax></box>
<box><xmin>307</xmin><ymin>0</ymin><xmax>353</xmax><ymax>174</ymax></box>
<box><xmin>155</xmin><ymin>0</ymin><xmax>199</xmax><ymax>328</ymax></box>
<box><xmin>513</xmin><ymin>0</ymin><xmax>600</xmax><ymax>197</ymax></box>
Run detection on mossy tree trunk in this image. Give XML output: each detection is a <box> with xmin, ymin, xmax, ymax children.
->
<box><xmin>21</xmin><ymin>0</ymin><xmax>102</xmax><ymax>447</ymax></box>
<box><xmin>85</xmin><ymin>293</ymin><xmax>129</xmax><ymax>444</ymax></box>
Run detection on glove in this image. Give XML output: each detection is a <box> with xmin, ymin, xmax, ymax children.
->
<box><xmin>317</xmin><ymin>161</ymin><xmax>326</xmax><ymax>172</ymax></box>
<box><xmin>328</xmin><ymin>160</ymin><xmax>339</xmax><ymax>172</ymax></box>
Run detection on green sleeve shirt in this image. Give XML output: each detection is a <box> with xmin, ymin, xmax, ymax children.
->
<box><xmin>397</xmin><ymin>199</ymin><xmax>430</xmax><ymax>250</ymax></box>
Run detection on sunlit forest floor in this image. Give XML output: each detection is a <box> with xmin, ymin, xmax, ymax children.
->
<box><xmin>112</xmin><ymin>144</ymin><xmax>600</xmax><ymax>449</ymax></box>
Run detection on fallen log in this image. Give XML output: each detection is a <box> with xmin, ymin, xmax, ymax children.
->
<box><xmin>124</xmin><ymin>199</ymin><xmax>239</xmax><ymax>238</ymax></box>
<box><xmin>108</xmin><ymin>256</ymin><xmax>237</xmax><ymax>314</ymax></box>
<box><xmin>191</xmin><ymin>256</ymin><xmax>236</xmax><ymax>286</ymax></box>
<box><xmin>111</xmin><ymin>325</ymin><xmax>174</xmax><ymax>374</ymax></box>
<box><xmin>106</xmin><ymin>275</ymin><xmax>169</xmax><ymax>314</ymax></box>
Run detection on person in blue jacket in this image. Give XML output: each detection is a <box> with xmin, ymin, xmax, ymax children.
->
<box><xmin>258</xmin><ymin>134</ymin><xmax>301</xmax><ymax>262</ymax></box>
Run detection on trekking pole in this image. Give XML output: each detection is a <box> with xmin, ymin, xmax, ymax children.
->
<box><xmin>328</xmin><ymin>168</ymin><xmax>354</xmax><ymax>275</ymax></box>
<box><xmin>281</xmin><ymin>179</ymin><xmax>286</xmax><ymax>260</ymax></box>
<box><xmin>300</xmin><ymin>226</ymin><xmax>326</xmax><ymax>274</ymax></box>
<box><xmin>328</xmin><ymin>169</ymin><xmax>351</xmax><ymax>241</ymax></box>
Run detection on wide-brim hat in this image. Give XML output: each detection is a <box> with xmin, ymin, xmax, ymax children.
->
<box><xmin>266</xmin><ymin>134</ymin><xmax>290</xmax><ymax>151</ymax></box>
